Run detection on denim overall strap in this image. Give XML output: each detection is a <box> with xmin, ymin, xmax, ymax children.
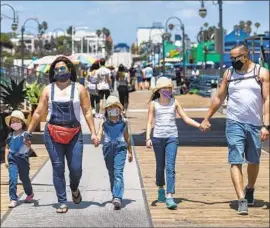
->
<box><xmin>49</xmin><ymin>82</ymin><xmax>80</xmax><ymax>127</ymax></box>
<box><xmin>70</xmin><ymin>82</ymin><xmax>75</xmax><ymax>100</ymax></box>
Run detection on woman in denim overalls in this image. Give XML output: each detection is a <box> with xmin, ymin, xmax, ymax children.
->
<box><xmin>97</xmin><ymin>96</ymin><xmax>133</xmax><ymax>210</ymax></box>
<box><xmin>4</xmin><ymin>110</ymin><xmax>34</xmax><ymax>208</ymax></box>
<box><xmin>25</xmin><ymin>56</ymin><xmax>99</xmax><ymax>213</ymax></box>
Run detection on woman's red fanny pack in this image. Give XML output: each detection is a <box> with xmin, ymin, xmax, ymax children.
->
<box><xmin>47</xmin><ymin>124</ymin><xmax>80</xmax><ymax>144</ymax></box>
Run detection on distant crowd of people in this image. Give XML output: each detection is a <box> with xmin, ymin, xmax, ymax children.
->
<box><xmin>83</xmin><ymin>60</ymin><xmax>155</xmax><ymax>117</ymax></box>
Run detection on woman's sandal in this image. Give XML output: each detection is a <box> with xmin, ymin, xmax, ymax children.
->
<box><xmin>72</xmin><ymin>189</ymin><xmax>82</xmax><ymax>204</ymax></box>
<box><xmin>56</xmin><ymin>204</ymin><xmax>68</xmax><ymax>213</ymax></box>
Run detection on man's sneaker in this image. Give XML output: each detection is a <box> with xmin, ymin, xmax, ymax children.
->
<box><xmin>237</xmin><ymin>198</ymin><xmax>248</xmax><ymax>215</ymax></box>
<box><xmin>112</xmin><ymin>198</ymin><xmax>122</xmax><ymax>210</ymax></box>
<box><xmin>25</xmin><ymin>193</ymin><xmax>34</xmax><ymax>203</ymax></box>
<box><xmin>245</xmin><ymin>186</ymin><xmax>255</xmax><ymax>206</ymax></box>
<box><xmin>166</xmin><ymin>198</ymin><xmax>177</xmax><ymax>209</ymax></box>
<box><xmin>157</xmin><ymin>189</ymin><xmax>166</xmax><ymax>202</ymax></box>
<box><xmin>8</xmin><ymin>200</ymin><xmax>17</xmax><ymax>208</ymax></box>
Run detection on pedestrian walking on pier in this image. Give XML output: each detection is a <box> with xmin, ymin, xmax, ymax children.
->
<box><xmin>96</xmin><ymin>58</ymin><xmax>111</xmax><ymax>116</ymax></box>
<box><xmin>146</xmin><ymin>77</ymin><xmax>205</xmax><ymax>209</ymax></box>
<box><xmin>86</xmin><ymin>61</ymin><xmax>101</xmax><ymax>117</ymax></box>
<box><xmin>4</xmin><ymin>110</ymin><xmax>34</xmax><ymax>208</ymax></box>
<box><xmin>202</xmin><ymin>44</ymin><xmax>269</xmax><ymax>215</ymax></box>
<box><xmin>134</xmin><ymin>64</ymin><xmax>144</xmax><ymax>90</ymax></box>
<box><xmin>116</xmin><ymin>64</ymin><xmax>130</xmax><ymax>117</ymax></box>
<box><xmin>24</xmin><ymin>56</ymin><xmax>98</xmax><ymax>213</ymax></box>
<box><xmin>97</xmin><ymin>96</ymin><xmax>133</xmax><ymax>210</ymax></box>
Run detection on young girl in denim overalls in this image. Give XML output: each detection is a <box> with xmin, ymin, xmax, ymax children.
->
<box><xmin>146</xmin><ymin>77</ymin><xmax>203</xmax><ymax>209</ymax></box>
<box><xmin>4</xmin><ymin>110</ymin><xmax>34</xmax><ymax>208</ymax></box>
<box><xmin>97</xmin><ymin>96</ymin><xmax>133</xmax><ymax>210</ymax></box>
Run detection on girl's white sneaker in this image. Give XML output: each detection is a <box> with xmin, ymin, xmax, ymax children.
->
<box><xmin>8</xmin><ymin>200</ymin><xmax>17</xmax><ymax>208</ymax></box>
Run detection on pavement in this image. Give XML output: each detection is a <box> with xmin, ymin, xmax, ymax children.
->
<box><xmin>1</xmin><ymin>117</ymin><xmax>152</xmax><ymax>227</ymax></box>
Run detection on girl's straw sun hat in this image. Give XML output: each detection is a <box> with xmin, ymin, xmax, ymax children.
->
<box><xmin>105</xmin><ymin>96</ymin><xmax>123</xmax><ymax>111</ymax></box>
<box><xmin>150</xmin><ymin>77</ymin><xmax>173</xmax><ymax>101</ymax></box>
<box><xmin>152</xmin><ymin>77</ymin><xmax>173</xmax><ymax>93</ymax></box>
<box><xmin>5</xmin><ymin>110</ymin><xmax>28</xmax><ymax>127</ymax></box>
<box><xmin>153</xmin><ymin>77</ymin><xmax>173</xmax><ymax>93</ymax></box>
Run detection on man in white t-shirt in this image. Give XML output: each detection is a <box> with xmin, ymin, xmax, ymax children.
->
<box><xmin>142</xmin><ymin>64</ymin><xmax>153</xmax><ymax>90</ymax></box>
<box><xmin>96</xmin><ymin>58</ymin><xmax>111</xmax><ymax>115</ymax></box>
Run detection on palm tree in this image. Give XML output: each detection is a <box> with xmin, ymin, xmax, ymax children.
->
<box><xmin>102</xmin><ymin>27</ymin><xmax>110</xmax><ymax>37</ymax></box>
<box><xmin>245</xmin><ymin>20</ymin><xmax>252</xmax><ymax>34</ymax></box>
<box><xmin>239</xmin><ymin>20</ymin><xmax>245</xmax><ymax>30</ymax></box>
<box><xmin>254</xmin><ymin>22</ymin><xmax>260</xmax><ymax>34</ymax></box>
<box><xmin>67</xmin><ymin>26</ymin><xmax>73</xmax><ymax>36</ymax></box>
<box><xmin>96</xmin><ymin>29</ymin><xmax>101</xmax><ymax>38</ymax></box>
<box><xmin>42</xmin><ymin>21</ymin><xmax>48</xmax><ymax>33</ymax></box>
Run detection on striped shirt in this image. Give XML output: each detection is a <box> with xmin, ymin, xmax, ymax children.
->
<box><xmin>153</xmin><ymin>98</ymin><xmax>178</xmax><ymax>138</ymax></box>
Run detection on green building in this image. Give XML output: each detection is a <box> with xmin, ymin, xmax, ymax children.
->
<box><xmin>196</xmin><ymin>41</ymin><xmax>220</xmax><ymax>64</ymax></box>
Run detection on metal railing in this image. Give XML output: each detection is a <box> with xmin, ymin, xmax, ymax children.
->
<box><xmin>0</xmin><ymin>62</ymin><xmax>50</xmax><ymax>85</ymax></box>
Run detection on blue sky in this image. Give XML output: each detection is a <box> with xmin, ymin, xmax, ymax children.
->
<box><xmin>1</xmin><ymin>1</ymin><xmax>269</xmax><ymax>46</ymax></box>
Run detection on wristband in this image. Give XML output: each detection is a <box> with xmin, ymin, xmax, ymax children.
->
<box><xmin>23</xmin><ymin>132</ymin><xmax>32</xmax><ymax>140</ymax></box>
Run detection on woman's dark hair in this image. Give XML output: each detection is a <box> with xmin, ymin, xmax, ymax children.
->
<box><xmin>90</xmin><ymin>62</ymin><xmax>100</xmax><ymax>72</ymax></box>
<box><xmin>99</xmin><ymin>58</ymin><xmax>106</xmax><ymax>66</ymax></box>
<box><xmin>49</xmin><ymin>56</ymin><xmax>77</xmax><ymax>83</ymax></box>
<box><xmin>118</xmin><ymin>64</ymin><xmax>125</xmax><ymax>72</ymax></box>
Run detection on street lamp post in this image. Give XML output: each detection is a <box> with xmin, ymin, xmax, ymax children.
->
<box><xmin>53</xmin><ymin>28</ymin><xmax>66</xmax><ymax>37</ymax></box>
<box><xmin>53</xmin><ymin>28</ymin><xmax>66</xmax><ymax>53</ymax></box>
<box><xmin>71</xmin><ymin>26</ymin><xmax>89</xmax><ymax>55</ymax></box>
<box><xmin>0</xmin><ymin>4</ymin><xmax>19</xmax><ymax>31</ymax></box>
<box><xmin>163</xmin><ymin>16</ymin><xmax>186</xmax><ymax>78</ymax></box>
<box><xmin>199</xmin><ymin>0</ymin><xmax>224</xmax><ymax>78</ymax></box>
<box><xmin>21</xmin><ymin>18</ymin><xmax>41</xmax><ymax>70</ymax></box>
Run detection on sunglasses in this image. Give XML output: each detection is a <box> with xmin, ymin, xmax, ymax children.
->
<box><xmin>54</xmin><ymin>66</ymin><xmax>67</xmax><ymax>73</ymax></box>
<box><xmin>230</xmin><ymin>54</ymin><xmax>245</xmax><ymax>62</ymax></box>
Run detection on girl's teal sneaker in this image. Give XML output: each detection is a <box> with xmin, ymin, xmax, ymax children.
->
<box><xmin>157</xmin><ymin>189</ymin><xmax>166</xmax><ymax>202</ymax></box>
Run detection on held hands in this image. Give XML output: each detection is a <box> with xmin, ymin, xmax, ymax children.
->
<box><xmin>260</xmin><ymin>127</ymin><xmax>269</xmax><ymax>142</ymax></box>
<box><xmin>23</xmin><ymin>132</ymin><xmax>32</xmax><ymax>147</ymax></box>
<box><xmin>23</xmin><ymin>139</ymin><xmax>32</xmax><ymax>147</ymax></box>
<box><xmin>91</xmin><ymin>134</ymin><xmax>100</xmax><ymax>147</ymax></box>
<box><xmin>5</xmin><ymin>161</ymin><xmax>8</xmax><ymax>168</ymax></box>
<box><xmin>200</xmin><ymin>119</ymin><xmax>212</xmax><ymax>132</ymax></box>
